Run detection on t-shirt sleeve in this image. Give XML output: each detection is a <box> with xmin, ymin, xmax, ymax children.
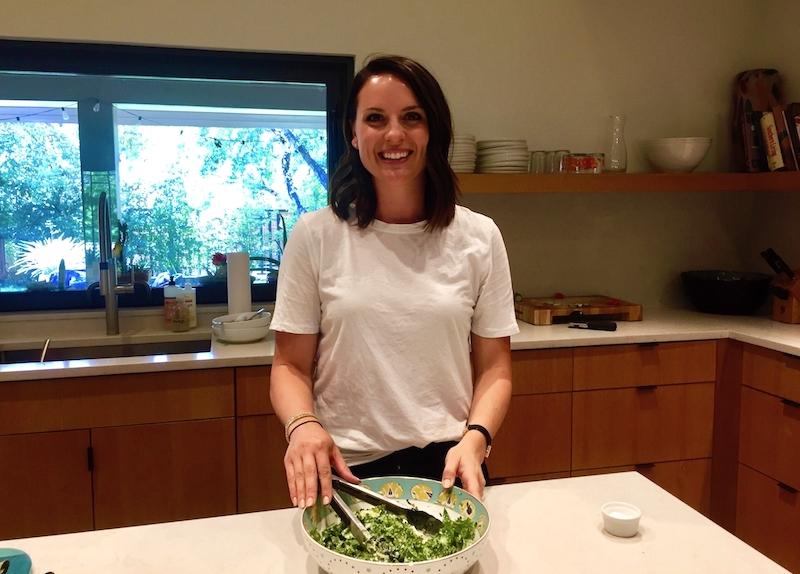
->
<box><xmin>471</xmin><ymin>222</ymin><xmax>520</xmax><ymax>338</ymax></box>
<box><xmin>269</xmin><ymin>215</ymin><xmax>321</xmax><ymax>334</ymax></box>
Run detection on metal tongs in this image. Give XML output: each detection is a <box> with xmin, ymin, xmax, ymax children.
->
<box><xmin>331</xmin><ymin>476</ymin><xmax>444</xmax><ymax>535</ymax></box>
<box><xmin>329</xmin><ymin>489</ymin><xmax>404</xmax><ymax>561</ymax></box>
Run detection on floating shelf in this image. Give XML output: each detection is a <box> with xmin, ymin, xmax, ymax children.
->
<box><xmin>457</xmin><ymin>172</ymin><xmax>800</xmax><ymax>194</ymax></box>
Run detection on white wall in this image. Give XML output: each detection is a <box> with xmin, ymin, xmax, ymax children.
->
<box><xmin>1</xmin><ymin>0</ymin><xmax>796</xmax><ymax>307</ymax></box>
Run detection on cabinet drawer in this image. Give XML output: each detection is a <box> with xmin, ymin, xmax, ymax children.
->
<box><xmin>237</xmin><ymin>414</ymin><xmax>292</xmax><ymax>512</ymax></box>
<box><xmin>742</xmin><ymin>344</ymin><xmax>800</xmax><ymax>404</ymax></box>
<box><xmin>572</xmin><ymin>382</ymin><xmax>714</xmax><ymax>470</ymax></box>
<box><xmin>573</xmin><ymin>340</ymin><xmax>717</xmax><ymax>391</ymax></box>
<box><xmin>0</xmin><ymin>369</ymin><xmax>235</xmax><ymax>435</ymax></box>
<box><xmin>236</xmin><ymin>365</ymin><xmax>273</xmax><ymax>415</ymax></box>
<box><xmin>739</xmin><ymin>385</ymin><xmax>800</xmax><ymax>490</ymax></box>
<box><xmin>736</xmin><ymin>463</ymin><xmax>800</xmax><ymax>574</ymax></box>
<box><xmin>0</xmin><ymin>430</ymin><xmax>94</xmax><ymax>539</ymax></box>
<box><xmin>572</xmin><ymin>458</ymin><xmax>712</xmax><ymax>517</ymax></box>
<box><xmin>93</xmin><ymin>418</ymin><xmax>237</xmax><ymax>529</ymax></box>
<box><xmin>488</xmin><ymin>392</ymin><xmax>571</xmax><ymax>479</ymax></box>
<box><xmin>510</xmin><ymin>348</ymin><xmax>572</xmax><ymax>394</ymax></box>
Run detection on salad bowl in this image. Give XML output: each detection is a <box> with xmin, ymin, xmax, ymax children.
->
<box><xmin>300</xmin><ymin>476</ymin><xmax>490</xmax><ymax>574</ymax></box>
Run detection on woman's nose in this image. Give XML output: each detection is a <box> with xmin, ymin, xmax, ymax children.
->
<box><xmin>385</xmin><ymin>117</ymin><xmax>404</xmax><ymax>141</ymax></box>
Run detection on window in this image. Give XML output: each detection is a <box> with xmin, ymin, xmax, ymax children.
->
<box><xmin>0</xmin><ymin>40</ymin><xmax>352</xmax><ymax>312</ymax></box>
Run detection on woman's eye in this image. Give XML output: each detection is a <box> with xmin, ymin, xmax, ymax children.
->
<box><xmin>405</xmin><ymin>111</ymin><xmax>424</xmax><ymax>122</ymax></box>
<box><xmin>365</xmin><ymin>113</ymin><xmax>384</xmax><ymax>123</ymax></box>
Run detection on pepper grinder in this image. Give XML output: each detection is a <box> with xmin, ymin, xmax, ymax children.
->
<box><xmin>606</xmin><ymin>114</ymin><xmax>627</xmax><ymax>173</ymax></box>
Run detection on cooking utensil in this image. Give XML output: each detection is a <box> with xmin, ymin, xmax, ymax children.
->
<box><xmin>329</xmin><ymin>490</ymin><xmax>402</xmax><ymax>562</ymax></box>
<box><xmin>567</xmin><ymin>311</ymin><xmax>617</xmax><ymax>331</ymax></box>
<box><xmin>332</xmin><ymin>476</ymin><xmax>443</xmax><ymax>535</ymax></box>
<box><xmin>761</xmin><ymin>248</ymin><xmax>795</xmax><ymax>280</ymax></box>
<box><xmin>235</xmin><ymin>308</ymin><xmax>265</xmax><ymax>321</ymax></box>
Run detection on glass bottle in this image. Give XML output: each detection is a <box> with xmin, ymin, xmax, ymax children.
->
<box><xmin>606</xmin><ymin>114</ymin><xmax>627</xmax><ymax>173</ymax></box>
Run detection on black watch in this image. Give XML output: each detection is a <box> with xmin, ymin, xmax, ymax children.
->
<box><xmin>462</xmin><ymin>424</ymin><xmax>492</xmax><ymax>458</ymax></box>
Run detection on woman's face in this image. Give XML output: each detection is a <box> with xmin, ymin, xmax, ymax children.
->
<box><xmin>351</xmin><ymin>73</ymin><xmax>429</xmax><ymax>192</ymax></box>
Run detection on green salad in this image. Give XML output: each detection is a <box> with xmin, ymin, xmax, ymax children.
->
<box><xmin>311</xmin><ymin>505</ymin><xmax>476</xmax><ymax>563</ymax></box>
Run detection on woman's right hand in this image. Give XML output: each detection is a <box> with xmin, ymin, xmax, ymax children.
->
<box><xmin>285</xmin><ymin>419</ymin><xmax>360</xmax><ymax>509</ymax></box>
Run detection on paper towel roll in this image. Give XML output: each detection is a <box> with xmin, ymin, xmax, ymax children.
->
<box><xmin>226</xmin><ymin>251</ymin><xmax>252</xmax><ymax>315</ymax></box>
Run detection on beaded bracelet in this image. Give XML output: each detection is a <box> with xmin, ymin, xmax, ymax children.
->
<box><xmin>284</xmin><ymin>411</ymin><xmax>318</xmax><ymax>442</ymax></box>
<box><xmin>287</xmin><ymin>419</ymin><xmax>322</xmax><ymax>442</ymax></box>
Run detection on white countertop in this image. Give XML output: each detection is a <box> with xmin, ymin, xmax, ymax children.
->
<box><xmin>0</xmin><ymin>472</ymin><xmax>788</xmax><ymax>573</ymax></box>
<box><xmin>2</xmin><ymin>306</ymin><xmax>800</xmax><ymax>382</ymax></box>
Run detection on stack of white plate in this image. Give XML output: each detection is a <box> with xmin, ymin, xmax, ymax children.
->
<box><xmin>476</xmin><ymin>139</ymin><xmax>529</xmax><ymax>173</ymax></box>
<box><xmin>448</xmin><ymin>134</ymin><xmax>477</xmax><ymax>173</ymax></box>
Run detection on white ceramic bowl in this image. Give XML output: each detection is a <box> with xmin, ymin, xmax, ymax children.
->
<box><xmin>642</xmin><ymin>137</ymin><xmax>712</xmax><ymax>173</ymax></box>
<box><xmin>601</xmin><ymin>501</ymin><xmax>641</xmax><ymax>538</ymax></box>
<box><xmin>301</xmin><ymin>476</ymin><xmax>490</xmax><ymax>574</ymax></box>
<box><xmin>211</xmin><ymin>322</ymin><xmax>270</xmax><ymax>343</ymax></box>
<box><xmin>210</xmin><ymin>312</ymin><xmax>271</xmax><ymax>330</ymax></box>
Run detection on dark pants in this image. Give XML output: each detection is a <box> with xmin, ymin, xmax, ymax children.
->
<box><xmin>349</xmin><ymin>441</ymin><xmax>489</xmax><ymax>487</ymax></box>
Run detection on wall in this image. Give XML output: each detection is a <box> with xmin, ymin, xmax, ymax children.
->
<box><xmin>0</xmin><ymin>0</ymin><xmax>796</xmax><ymax>307</ymax></box>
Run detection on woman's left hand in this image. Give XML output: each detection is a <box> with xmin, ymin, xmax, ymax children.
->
<box><xmin>441</xmin><ymin>435</ymin><xmax>487</xmax><ymax>500</ymax></box>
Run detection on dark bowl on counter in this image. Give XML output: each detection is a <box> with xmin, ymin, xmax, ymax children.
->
<box><xmin>681</xmin><ymin>270</ymin><xmax>773</xmax><ymax>315</ymax></box>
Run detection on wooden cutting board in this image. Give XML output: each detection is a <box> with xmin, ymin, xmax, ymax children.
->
<box><xmin>515</xmin><ymin>295</ymin><xmax>643</xmax><ymax>326</ymax></box>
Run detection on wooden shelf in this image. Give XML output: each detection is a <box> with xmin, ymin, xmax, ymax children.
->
<box><xmin>457</xmin><ymin>172</ymin><xmax>800</xmax><ymax>194</ymax></box>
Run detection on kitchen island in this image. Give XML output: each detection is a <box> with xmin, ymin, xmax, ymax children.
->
<box><xmin>0</xmin><ymin>472</ymin><xmax>788</xmax><ymax>573</ymax></box>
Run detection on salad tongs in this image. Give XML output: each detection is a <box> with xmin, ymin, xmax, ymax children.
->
<box><xmin>329</xmin><ymin>490</ymin><xmax>402</xmax><ymax>561</ymax></box>
<box><xmin>332</xmin><ymin>476</ymin><xmax>444</xmax><ymax>535</ymax></box>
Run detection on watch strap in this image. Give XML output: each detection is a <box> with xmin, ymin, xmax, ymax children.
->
<box><xmin>463</xmin><ymin>423</ymin><xmax>492</xmax><ymax>458</ymax></box>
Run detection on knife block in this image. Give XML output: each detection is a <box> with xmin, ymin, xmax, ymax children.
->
<box><xmin>771</xmin><ymin>269</ymin><xmax>800</xmax><ymax>324</ymax></box>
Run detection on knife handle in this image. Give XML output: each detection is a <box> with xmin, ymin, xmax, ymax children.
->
<box><xmin>588</xmin><ymin>321</ymin><xmax>617</xmax><ymax>331</ymax></box>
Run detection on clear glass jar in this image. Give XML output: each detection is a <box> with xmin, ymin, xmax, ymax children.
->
<box><xmin>606</xmin><ymin>115</ymin><xmax>627</xmax><ymax>173</ymax></box>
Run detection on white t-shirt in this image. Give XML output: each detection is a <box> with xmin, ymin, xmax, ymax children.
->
<box><xmin>270</xmin><ymin>205</ymin><xmax>519</xmax><ymax>465</ymax></box>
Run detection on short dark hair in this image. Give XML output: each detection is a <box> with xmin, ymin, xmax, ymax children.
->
<box><xmin>329</xmin><ymin>55</ymin><xmax>459</xmax><ymax>230</ymax></box>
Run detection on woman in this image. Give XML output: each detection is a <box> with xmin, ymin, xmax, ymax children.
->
<box><xmin>269</xmin><ymin>55</ymin><xmax>518</xmax><ymax>511</ymax></box>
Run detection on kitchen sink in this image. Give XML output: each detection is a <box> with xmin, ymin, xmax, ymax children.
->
<box><xmin>0</xmin><ymin>339</ymin><xmax>212</xmax><ymax>365</ymax></box>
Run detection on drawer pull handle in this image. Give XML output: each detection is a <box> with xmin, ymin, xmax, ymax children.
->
<box><xmin>637</xmin><ymin>385</ymin><xmax>658</xmax><ymax>391</ymax></box>
<box><xmin>780</xmin><ymin>397</ymin><xmax>800</xmax><ymax>409</ymax></box>
<box><xmin>635</xmin><ymin>462</ymin><xmax>656</xmax><ymax>469</ymax></box>
<box><xmin>777</xmin><ymin>482</ymin><xmax>798</xmax><ymax>494</ymax></box>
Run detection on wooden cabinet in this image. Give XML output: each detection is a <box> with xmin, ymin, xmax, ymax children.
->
<box><xmin>736</xmin><ymin>344</ymin><xmax>800</xmax><ymax>572</ymax></box>
<box><xmin>572</xmin><ymin>341</ymin><xmax>717</xmax><ymax>516</ymax></box>
<box><xmin>235</xmin><ymin>365</ymin><xmax>292</xmax><ymax>512</ymax></box>
<box><xmin>0</xmin><ymin>430</ymin><xmax>93</xmax><ymax>539</ymax></box>
<box><xmin>572</xmin><ymin>383</ymin><xmax>715</xmax><ymax>470</ymax></box>
<box><xmin>736</xmin><ymin>464</ymin><xmax>800</xmax><ymax>574</ymax></box>
<box><xmin>573</xmin><ymin>340</ymin><xmax>717</xmax><ymax>391</ymax></box>
<box><xmin>489</xmin><ymin>349</ymin><xmax>572</xmax><ymax>482</ymax></box>
<box><xmin>0</xmin><ymin>368</ymin><xmax>235</xmax><ymax>539</ymax></box>
<box><xmin>92</xmin><ymin>418</ymin><xmax>236</xmax><ymax>529</ymax></box>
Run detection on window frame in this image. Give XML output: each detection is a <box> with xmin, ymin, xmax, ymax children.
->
<box><xmin>0</xmin><ymin>39</ymin><xmax>353</xmax><ymax>313</ymax></box>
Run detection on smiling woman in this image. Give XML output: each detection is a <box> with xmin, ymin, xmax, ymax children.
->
<box><xmin>0</xmin><ymin>39</ymin><xmax>352</xmax><ymax>312</ymax></box>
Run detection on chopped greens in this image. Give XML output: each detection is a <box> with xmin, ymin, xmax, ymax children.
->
<box><xmin>311</xmin><ymin>505</ymin><xmax>476</xmax><ymax>563</ymax></box>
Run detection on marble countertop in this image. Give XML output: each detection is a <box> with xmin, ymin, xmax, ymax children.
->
<box><xmin>1</xmin><ymin>306</ymin><xmax>799</xmax><ymax>382</ymax></box>
<box><xmin>0</xmin><ymin>472</ymin><xmax>788</xmax><ymax>573</ymax></box>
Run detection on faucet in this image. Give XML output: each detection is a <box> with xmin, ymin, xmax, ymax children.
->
<box><xmin>96</xmin><ymin>191</ymin><xmax>134</xmax><ymax>335</ymax></box>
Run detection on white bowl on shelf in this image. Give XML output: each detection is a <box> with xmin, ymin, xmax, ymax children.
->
<box><xmin>642</xmin><ymin>137</ymin><xmax>712</xmax><ymax>173</ymax></box>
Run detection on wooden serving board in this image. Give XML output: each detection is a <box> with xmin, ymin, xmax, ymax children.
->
<box><xmin>515</xmin><ymin>295</ymin><xmax>643</xmax><ymax>326</ymax></box>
